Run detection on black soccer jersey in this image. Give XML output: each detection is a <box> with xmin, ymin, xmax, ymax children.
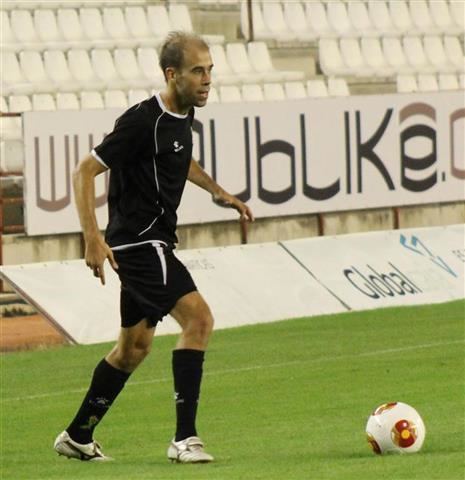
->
<box><xmin>92</xmin><ymin>93</ymin><xmax>194</xmax><ymax>249</ymax></box>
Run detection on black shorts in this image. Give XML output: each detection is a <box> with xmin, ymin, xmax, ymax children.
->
<box><xmin>113</xmin><ymin>242</ymin><xmax>197</xmax><ymax>328</ymax></box>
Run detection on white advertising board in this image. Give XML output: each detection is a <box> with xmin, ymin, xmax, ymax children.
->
<box><xmin>23</xmin><ymin>91</ymin><xmax>465</xmax><ymax>236</ymax></box>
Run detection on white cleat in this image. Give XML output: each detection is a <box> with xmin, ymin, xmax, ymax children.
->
<box><xmin>54</xmin><ymin>430</ymin><xmax>113</xmax><ymax>462</ymax></box>
<box><xmin>167</xmin><ymin>436</ymin><xmax>214</xmax><ymax>463</ymax></box>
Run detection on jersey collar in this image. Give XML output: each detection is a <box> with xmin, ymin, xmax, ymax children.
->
<box><xmin>155</xmin><ymin>92</ymin><xmax>189</xmax><ymax>119</ymax></box>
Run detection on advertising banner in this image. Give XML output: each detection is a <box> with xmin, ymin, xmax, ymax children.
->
<box><xmin>23</xmin><ymin>92</ymin><xmax>464</xmax><ymax>235</ymax></box>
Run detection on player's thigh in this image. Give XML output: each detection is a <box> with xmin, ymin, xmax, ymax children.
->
<box><xmin>170</xmin><ymin>291</ymin><xmax>214</xmax><ymax>331</ymax></box>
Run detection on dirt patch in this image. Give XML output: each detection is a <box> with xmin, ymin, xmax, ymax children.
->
<box><xmin>0</xmin><ymin>314</ymin><xmax>67</xmax><ymax>352</ymax></box>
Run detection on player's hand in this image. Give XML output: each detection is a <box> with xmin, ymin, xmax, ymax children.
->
<box><xmin>84</xmin><ymin>235</ymin><xmax>119</xmax><ymax>285</ymax></box>
<box><xmin>212</xmin><ymin>191</ymin><xmax>254</xmax><ymax>222</ymax></box>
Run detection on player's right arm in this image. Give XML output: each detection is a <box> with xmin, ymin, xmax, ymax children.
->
<box><xmin>73</xmin><ymin>154</ymin><xmax>118</xmax><ymax>285</ymax></box>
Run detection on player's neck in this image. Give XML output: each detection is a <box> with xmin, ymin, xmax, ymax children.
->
<box><xmin>160</xmin><ymin>90</ymin><xmax>189</xmax><ymax>115</ymax></box>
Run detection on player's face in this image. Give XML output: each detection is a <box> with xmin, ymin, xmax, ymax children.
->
<box><xmin>175</xmin><ymin>45</ymin><xmax>213</xmax><ymax>109</ymax></box>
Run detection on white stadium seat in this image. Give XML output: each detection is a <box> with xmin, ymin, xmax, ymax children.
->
<box><xmin>68</xmin><ymin>49</ymin><xmax>105</xmax><ymax>91</ymax></box>
<box><xmin>32</xmin><ymin>93</ymin><xmax>56</xmax><ymax>111</ymax></box>
<box><xmin>403</xmin><ymin>36</ymin><xmax>435</xmax><ymax>73</ymax></box>
<box><xmin>10</xmin><ymin>10</ymin><xmax>41</xmax><ymax>49</ymax></box>
<box><xmin>219</xmin><ymin>85</ymin><xmax>242</xmax><ymax>102</ymax></box>
<box><xmin>367</xmin><ymin>0</ymin><xmax>395</xmax><ymax>36</ymax></box>
<box><xmin>1</xmin><ymin>11</ymin><xmax>20</xmax><ymax>52</ymax></box>
<box><xmin>444</xmin><ymin>36</ymin><xmax>465</xmax><ymax>72</ymax></box>
<box><xmin>0</xmin><ymin>96</ymin><xmax>21</xmax><ymax>141</ymax></box>
<box><xmin>417</xmin><ymin>74</ymin><xmax>439</xmax><ymax>92</ymax></box>
<box><xmin>327</xmin><ymin>1</ymin><xmax>352</xmax><ymax>37</ymax></box>
<box><xmin>56</xmin><ymin>92</ymin><xmax>80</xmax><ymax>110</ymax></box>
<box><xmin>389</xmin><ymin>0</ymin><xmax>414</xmax><ymax>34</ymax></box>
<box><xmin>79</xmin><ymin>8</ymin><xmax>114</xmax><ymax>49</ymax></box>
<box><xmin>102</xmin><ymin>7</ymin><xmax>137</xmax><ymax>49</ymax></box>
<box><xmin>104</xmin><ymin>90</ymin><xmax>128</xmax><ymax>109</ymax></box>
<box><xmin>241</xmin><ymin>84</ymin><xmax>264</xmax><ymax>102</ymax></box>
<box><xmin>128</xmin><ymin>89</ymin><xmax>150</xmax><ymax>106</ymax></box>
<box><xmin>44</xmin><ymin>50</ymin><xmax>80</xmax><ymax>92</ymax></box>
<box><xmin>396</xmin><ymin>74</ymin><xmax>418</xmax><ymax>93</ymax></box>
<box><xmin>168</xmin><ymin>4</ymin><xmax>193</xmax><ymax>32</ymax></box>
<box><xmin>34</xmin><ymin>9</ymin><xmax>65</xmax><ymax>49</ymax></box>
<box><xmin>2</xmin><ymin>52</ymin><xmax>34</xmax><ymax>96</ymax></box>
<box><xmin>306</xmin><ymin>79</ymin><xmax>329</xmax><ymax>97</ymax></box>
<box><xmin>409</xmin><ymin>0</ymin><xmax>437</xmax><ymax>33</ymax></box>
<box><xmin>361</xmin><ymin>38</ymin><xmax>393</xmax><ymax>77</ymax></box>
<box><xmin>449</xmin><ymin>0</ymin><xmax>465</xmax><ymax>31</ymax></box>
<box><xmin>137</xmin><ymin>48</ymin><xmax>165</xmax><ymax>88</ymax></box>
<box><xmin>428</xmin><ymin>0</ymin><xmax>460</xmax><ymax>34</ymax></box>
<box><xmin>90</xmin><ymin>49</ymin><xmax>127</xmax><ymax>90</ymax></box>
<box><xmin>247</xmin><ymin>42</ymin><xmax>287</xmax><ymax>82</ymax></box>
<box><xmin>19</xmin><ymin>51</ymin><xmax>55</xmax><ymax>93</ymax></box>
<box><xmin>348</xmin><ymin>1</ymin><xmax>378</xmax><ymax>37</ymax></box>
<box><xmin>424</xmin><ymin>36</ymin><xmax>455</xmax><ymax>73</ymax></box>
<box><xmin>327</xmin><ymin>77</ymin><xmax>350</xmax><ymax>96</ymax></box>
<box><xmin>284</xmin><ymin>81</ymin><xmax>307</xmax><ymax>99</ymax></box>
<box><xmin>262</xmin><ymin>1</ymin><xmax>296</xmax><ymax>42</ymax></box>
<box><xmin>57</xmin><ymin>9</ymin><xmax>91</xmax><ymax>49</ymax></box>
<box><xmin>80</xmin><ymin>91</ymin><xmax>104</xmax><ymax>110</ymax></box>
<box><xmin>263</xmin><ymin>83</ymin><xmax>286</xmax><ymax>101</ymax></box>
<box><xmin>146</xmin><ymin>6</ymin><xmax>172</xmax><ymax>45</ymax></box>
<box><xmin>209</xmin><ymin>44</ymin><xmax>239</xmax><ymax>85</ymax></box>
<box><xmin>207</xmin><ymin>87</ymin><xmax>219</xmax><ymax>104</ymax></box>
<box><xmin>124</xmin><ymin>6</ymin><xmax>155</xmax><ymax>47</ymax></box>
<box><xmin>438</xmin><ymin>73</ymin><xmax>459</xmax><ymax>91</ymax></box>
<box><xmin>283</xmin><ymin>1</ymin><xmax>315</xmax><ymax>42</ymax></box>
<box><xmin>8</xmin><ymin>95</ymin><xmax>32</xmax><ymax>114</ymax></box>
<box><xmin>113</xmin><ymin>48</ymin><xmax>152</xmax><ymax>89</ymax></box>
<box><xmin>304</xmin><ymin>1</ymin><xmax>334</xmax><ymax>38</ymax></box>
<box><xmin>226</xmin><ymin>43</ymin><xmax>263</xmax><ymax>84</ymax></box>
<box><xmin>240</xmin><ymin>0</ymin><xmax>274</xmax><ymax>40</ymax></box>
<box><xmin>340</xmin><ymin>38</ymin><xmax>372</xmax><ymax>77</ymax></box>
<box><xmin>382</xmin><ymin>37</ymin><xmax>413</xmax><ymax>74</ymax></box>
<box><xmin>319</xmin><ymin>39</ymin><xmax>348</xmax><ymax>76</ymax></box>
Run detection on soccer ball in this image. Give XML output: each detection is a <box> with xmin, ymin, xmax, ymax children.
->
<box><xmin>366</xmin><ymin>402</ymin><xmax>426</xmax><ymax>454</ymax></box>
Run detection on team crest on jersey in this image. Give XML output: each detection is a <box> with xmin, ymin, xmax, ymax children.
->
<box><xmin>173</xmin><ymin>141</ymin><xmax>184</xmax><ymax>152</ymax></box>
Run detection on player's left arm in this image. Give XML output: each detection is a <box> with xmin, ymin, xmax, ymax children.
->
<box><xmin>187</xmin><ymin>158</ymin><xmax>254</xmax><ymax>222</ymax></box>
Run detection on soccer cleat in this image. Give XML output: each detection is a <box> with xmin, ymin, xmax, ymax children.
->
<box><xmin>53</xmin><ymin>430</ymin><xmax>113</xmax><ymax>462</ymax></box>
<box><xmin>167</xmin><ymin>436</ymin><xmax>214</xmax><ymax>463</ymax></box>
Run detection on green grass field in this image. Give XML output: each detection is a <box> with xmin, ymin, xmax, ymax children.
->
<box><xmin>1</xmin><ymin>300</ymin><xmax>464</xmax><ymax>480</ymax></box>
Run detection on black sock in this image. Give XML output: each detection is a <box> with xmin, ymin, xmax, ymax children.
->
<box><xmin>172</xmin><ymin>349</ymin><xmax>205</xmax><ymax>442</ymax></box>
<box><xmin>66</xmin><ymin>358</ymin><xmax>130</xmax><ymax>444</ymax></box>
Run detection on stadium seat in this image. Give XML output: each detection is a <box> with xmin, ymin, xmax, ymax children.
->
<box><xmin>241</xmin><ymin>84</ymin><xmax>264</xmax><ymax>102</ymax></box>
<box><xmin>428</xmin><ymin>0</ymin><xmax>460</xmax><ymax>34</ymax></box>
<box><xmin>209</xmin><ymin>44</ymin><xmax>242</xmax><ymax>85</ymax></box>
<box><xmin>34</xmin><ymin>9</ymin><xmax>65</xmax><ymax>49</ymax></box>
<box><xmin>319</xmin><ymin>39</ymin><xmax>349</xmax><ymax>76</ymax></box>
<box><xmin>124</xmin><ymin>6</ymin><xmax>155</xmax><ymax>47</ymax></box>
<box><xmin>340</xmin><ymin>38</ymin><xmax>372</xmax><ymax>77</ymax></box>
<box><xmin>361</xmin><ymin>38</ymin><xmax>393</xmax><ymax>77</ymax></box>
<box><xmin>207</xmin><ymin>86</ymin><xmax>219</xmax><ymax>103</ymax></box>
<box><xmin>79</xmin><ymin>8</ymin><xmax>114</xmax><ymax>49</ymax></box>
<box><xmin>417</xmin><ymin>73</ymin><xmax>439</xmax><ymax>92</ymax></box>
<box><xmin>396</xmin><ymin>74</ymin><xmax>418</xmax><ymax>93</ymax></box>
<box><xmin>367</xmin><ymin>0</ymin><xmax>395</xmax><ymax>36</ymax></box>
<box><xmin>56</xmin><ymin>92</ymin><xmax>80</xmax><ymax>110</ymax></box>
<box><xmin>10</xmin><ymin>10</ymin><xmax>42</xmax><ymax>50</ymax></box>
<box><xmin>327</xmin><ymin>1</ymin><xmax>352</xmax><ymax>37</ymax></box>
<box><xmin>247</xmin><ymin>42</ymin><xmax>291</xmax><ymax>82</ymax></box>
<box><xmin>44</xmin><ymin>50</ymin><xmax>80</xmax><ymax>92</ymax></box>
<box><xmin>403</xmin><ymin>36</ymin><xmax>435</xmax><ymax>73</ymax></box>
<box><xmin>137</xmin><ymin>48</ymin><xmax>165</xmax><ymax>88</ymax></box>
<box><xmin>459</xmin><ymin>73</ymin><xmax>465</xmax><ymax>89</ymax></box>
<box><xmin>262</xmin><ymin>1</ymin><xmax>296</xmax><ymax>42</ymax></box>
<box><xmin>327</xmin><ymin>77</ymin><xmax>350</xmax><ymax>96</ymax></box>
<box><xmin>219</xmin><ymin>85</ymin><xmax>242</xmax><ymax>102</ymax></box>
<box><xmin>80</xmin><ymin>91</ymin><xmax>104</xmax><ymax>109</ymax></box>
<box><xmin>263</xmin><ymin>83</ymin><xmax>286</xmax><ymax>101</ymax></box>
<box><xmin>304</xmin><ymin>1</ymin><xmax>334</xmax><ymax>38</ymax></box>
<box><xmin>382</xmin><ymin>37</ymin><xmax>413</xmax><ymax>74</ymax></box>
<box><xmin>306</xmin><ymin>79</ymin><xmax>329</xmax><ymax>97</ymax></box>
<box><xmin>113</xmin><ymin>48</ymin><xmax>153</xmax><ymax>89</ymax></box>
<box><xmin>8</xmin><ymin>95</ymin><xmax>32</xmax><ymax>114</ymax></box>
<box><xmin>102</xmin><ymin>7</ymin><xmax>137</xmax><ymax>49</ymax></box>
<box><xmin>226</xmin><ymin>43</ymin><xmax>264</xmax><ymax>84</ymax></box>
<box><xmin>444</xmin><ymin>36</ymin><xmax>465</xmax><ymax>72</ymax></box>
<box><xmin>284</xmin><ymin>81</ymin><xmax>307</xmax><ymax>99</ymax></box>
<box><xmin>0</xmin><ymin>96</ymin><xmax>21</xmax><ymax>141</ymax></box>
<box><xmin>2</xmin><ymin>52</ymin><xmax>34</xmax><ymax>96</ymax></box>
<box><xmin>438</xmin><ymin>73</ymin><xmax>459</xmax><ymax>90</ymax></box>
<box><xmin>57</xmin><ymin>9</ymin><xmax>92</xmax><ymax>49</ymax></box>
<box><xmin>128</xmin><ymin>89</ymin><xmax>149</xmax><ymax>106</ymax></box>
<box><xmin>68</xmin><ymin>49</ymin><xmax>105</xmax><ymax>92</ymax></box>
<box><xmin>240</xmin><ymin>0</ymin><xmax>274</xmax><ymax>40</ymax></box>
<box><xmin>424</xmin><ymin>36</ymin><xmax>455</xmax><ymax>73</ymax></box>
<box><xmin>19</xmin><ymin>51</ymin><xmax>55</xmax><ymax>93</ymax></box>
<box><xmin>146</xmin><ymin>5</ymin><xmax>172</xmax><ymax>44</ymax></box>
<box><xmin>348</xmin><ymin>1</ymin><xmax>378</xmax><ymax>37</ymax></box>
<box><xmin>104</xmin><ymin>90</ymin><xmax>128</xmax><ymax>109</ymax></box>
<box><xmin>1</xmin><ymin>11</ymin><xmax>20</xmax><ymax>52</ymax></box>
<box><xmin>283</xmin><ymin>1</ymin><xmax>315</xmax><ymax>42</ymax></box>
<box><xmin>449</xmin><ymin>0</ymin><xmax>465</xmax><ymax>31</ymax></box>
<box><xmin>409</xmin><ymin>0</ymin><xmax>437</xmax><ymax>33</ymax></box>
<box><xmin>388</xmin><ymin>0</ymin><xmax>414</xmax><ymax>34</ymax></box>
<box><xmin>90</xmin><ymin>49</ymin><xmax>127</xmax><ymax>90</ymax></box>
<box><xmin>32</xmin><ymin>93</ymin><xmax>56</xmax><ymax>111</ymax></box>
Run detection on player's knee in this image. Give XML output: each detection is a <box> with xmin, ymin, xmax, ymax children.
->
<box><xmin>110</xmin><ymin>342</ymin><xmax>152</xmax><ymax>372</ymax></box>
<box><xmin>187</xmin><ymin>312</ymin><xmax>214</xmax><ymax>341</ymax></box>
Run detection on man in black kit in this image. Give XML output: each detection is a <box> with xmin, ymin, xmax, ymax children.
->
<box><xmin>54</xmin><ymin>31</ymin><xmax>254</xmax><ymax>464</ymax></box>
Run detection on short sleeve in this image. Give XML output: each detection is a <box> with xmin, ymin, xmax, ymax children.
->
<box><xmin>92</xmin><ymin>105</ymin><xmax>147</xmax><ymax>170</ymax></box>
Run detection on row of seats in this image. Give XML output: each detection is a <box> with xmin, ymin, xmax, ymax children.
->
<box><xmin>319</xmin><ymin>36</ymin><xmax>464</xmax><ymax>78</ymax></box>
<box><xmin>1</xmin><ymin>5</ymin><xmax>223</xmax><ymax>53</ymax></box>
<box><xmin>397</xmin><ymin>73</ymin><xmax>465</xmax><ymax>93</ymax></box>
<box><xmin>2</xmin><ymin>42</ymin><xmax>304</xmax><ymax>96</ymax></box>
<box><xmin>241</xmin><ymin>0</ymin><xmax>464</xmax><ymax>42</ymax></box>
<box><xmin>0</xmin><ymin>1</ymin><xmax>150</xmax><ymax>9</ymax></box>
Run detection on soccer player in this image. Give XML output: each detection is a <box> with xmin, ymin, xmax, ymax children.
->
<box><xmin>53</xmin><ymin>32</ymin><xmax>254</xmax><ymax>463</ymax></box>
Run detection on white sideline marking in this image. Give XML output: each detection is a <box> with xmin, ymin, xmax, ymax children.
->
<box><xmin>2</xmin><ymin>339</ymin><xmax>463</xmax><ymax>403</ymax></box>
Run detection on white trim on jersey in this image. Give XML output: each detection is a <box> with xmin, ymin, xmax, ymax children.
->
<box><xmin>153</xmin><ymin>243</ymin><xmax>167</xmax><ymax>285</ymax></box>
<box><xmin>111</xmin><ymin>239</ymin><xmax>168</xmax><ymax>251</ymax></box>
<box><xmin>91</xmin><ymin>148</ymin><xmax>109</xmax><ymax>169</ymax></box>
<box><xmin>154</xmin><ymin>92</ymin><xmax>188</xmax><ymax>119</ymax></box>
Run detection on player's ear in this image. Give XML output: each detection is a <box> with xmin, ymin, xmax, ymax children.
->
<box><xmin>165</xmin><ymin>67</ymin><xmax>176</xmax><ymax>81</ymax></box>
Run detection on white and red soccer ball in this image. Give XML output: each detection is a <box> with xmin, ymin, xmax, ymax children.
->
<box><xmin>366</xmin><ymin>402</ymin><xmax>426</xmax><ymax>454</ymax></box>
